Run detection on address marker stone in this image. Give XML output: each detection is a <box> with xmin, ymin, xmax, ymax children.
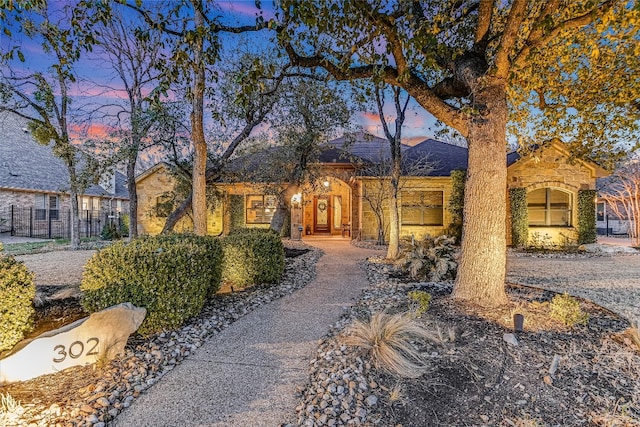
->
<box><xmin>0</xmin><ymin>302</ymin><xmax>146</xmax><ymax>384</ymax></box>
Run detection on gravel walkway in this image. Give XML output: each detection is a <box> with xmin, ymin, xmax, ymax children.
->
<box><xmin>507</xmin><ymin>253</ymin><xmax>640</xmax><ymax>323</ymax></box>
<box><xmin>15</xmin><ymin>250</ymin><xmax>95</xmax><ymax>287</ymax></box>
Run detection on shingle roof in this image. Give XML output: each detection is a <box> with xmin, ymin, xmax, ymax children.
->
<box><xmin>328</xmin><ymin>132</ymin><xmax>411</xmax><ymax>163</ymax></box>
<box><xmin>0</xmin><ymin>111</ymin><xmax>129</xmax><ymax>199</ymax></box>
<box><xmin>404</xmin><ymin>138</ymin><xmax>521</xmax><ymax>176</ymax></box>
<box><xmin>404</xmin><ymin>139</ymin><xmax>469</xmax><ymax>176</ymax></box>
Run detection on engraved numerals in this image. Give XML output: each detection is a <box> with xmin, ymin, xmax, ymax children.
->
<box><xmin>52</xmin><ymin>338</ymin><xmax>100</xmax><ymax>363</ymax></box>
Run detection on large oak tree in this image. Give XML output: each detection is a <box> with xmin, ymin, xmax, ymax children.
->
<box><xmin>280</xmin><ymin>0</ymin><xmax>639</xmax><ymax>307</ymax></box>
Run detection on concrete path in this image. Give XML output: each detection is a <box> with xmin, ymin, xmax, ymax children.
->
<box><xmin>112</xmin><ymin>237</ymin><xmax>379</xmax><ymax>427</ymax></box>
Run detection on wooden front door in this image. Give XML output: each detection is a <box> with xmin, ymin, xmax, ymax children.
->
<box><xmin>314</xmin><ymin>196</ymin><xmax>331</xmax><ymax>233</ymax></box>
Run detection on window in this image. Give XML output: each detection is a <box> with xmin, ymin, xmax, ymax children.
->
<box><xmin>246</xmin><ymin>195</ymin><xmax>277</xmax><ymax>224</ymax></box>
<box><xmin>401</xmin><ymin>190</ymin><xmax>443</xmax><ymax>226</ymax></box>
<box><xmin>596</xmin><ymin>202</ymin><xmax>605</xmax><ymax>222</ymax></box>
<box><xmin>49</xmin><ymin>195</ymin><xmax>59</xmax><ymax>221</ymax></box>
<box><xmin>35</xmin><ymin>194</ymin><xmax>47</xmax><ymax>221</ymax></box>
<box><xmin>528</xmin><ymin>188</ymin><xmax>572</xmax><ymax>226</ymax></box>
<box><xmin>35</xmin><ymin>194</ymin><xmax>59</xmax><ymax>221</ymax></box>
<box><xmin>116</xmin><ymin>200</ymin><xmax>123</xmax><ymax>213</ymax></box>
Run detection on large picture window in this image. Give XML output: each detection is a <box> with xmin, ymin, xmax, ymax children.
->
<box><xmin>401</xmin><ymin>190</ymin><xmax>443</xmax><ymax>226</ymax></box>
<box><xmin>246</xmin><ymin>195</ymin><xmax>277</xmax><ymax>224</ymax></box>
<box><xmin>528</xmin><ymin>188</ymin><xmax>572</xmax><ymax>226</ymax></box>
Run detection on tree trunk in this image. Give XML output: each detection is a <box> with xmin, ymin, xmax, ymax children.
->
<box><xmin>387</xmin><ymin>140</ymin><xmax>402</xmax><ymax>259</ymax></box>
<box><xmin>452</xmin><ymin>79</ymin><xmax>509</xmax><ymax>307</ymax></box>
<box><xmin>162</xmin><ymin>193</ymin><xmax>193</xmax><ymax>234</ymax></box>
<box><xmin>69</xmin><ymin>188</ymin><xmax>80</xmax><ymax>250</ymax></box>
<box><xmin>126</xmin><ymin>157</ymin><xmax>138</xmax><ymax>238</ymax></box>
<box><xmin>270</xmin><ymin>185</ymin><xmax>297</xmax><ymax>234</ymax></box>
<box><xmin>387</xmin><ymin>189</ymin><xmax>400</xmax><ymax>259</ymax></box>
<box><xmin>191</xmin><ymin>7</ymin><xmax>207</xmax><ymax>236</ymax></box>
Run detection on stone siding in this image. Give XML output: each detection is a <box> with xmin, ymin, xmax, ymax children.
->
<box><xmin>505</xmin><ymin>143</ymin><xmax>602</xmax><ymax>246</ymax></box>
<box><xmin>136</xmin><ymin>165</ymin><xmax>223</xmax><ymax>235</ymax></box>
<box><xmin>358</xmin><ymin>176</ymin><xmax>451</xmax><ymax>242</ymax></box>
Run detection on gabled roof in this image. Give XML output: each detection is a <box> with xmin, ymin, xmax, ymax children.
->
<box><xmin>0</xmin><ymin>111</ymin><xmax>129</xmax><ymax>199</ymax></box>
<box><xmin>328</xmin><ymin>132</ymin><xmax>411</xmax><ymax>163</ymax></box>
<box><xmin>404</xmin><ymin>139</ymin><xmax>470</xmax><ymax>176</ymax></box>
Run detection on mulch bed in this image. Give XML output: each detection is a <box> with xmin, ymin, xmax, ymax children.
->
<box><xmin>371</xmin><ymin>281</ymin><xmax>640</xmax><ymax>426</ymax></box>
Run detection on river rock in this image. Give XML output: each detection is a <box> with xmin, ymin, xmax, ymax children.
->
<box><xmin>0</xmin><ymin>303</ymin><xmax>146</xmax><ymax>384</ymax></box>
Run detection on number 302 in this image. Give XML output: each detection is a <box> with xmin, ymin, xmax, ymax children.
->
<box><xmin>53</xmin><ymin>338</ymin><xmax>100</xmax><ymax>363</ymax></box>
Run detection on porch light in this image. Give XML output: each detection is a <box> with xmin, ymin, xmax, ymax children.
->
<box><xmin>291</xmin><ymin>193</ymin><xmax>302</xmax><ymax>209</ymax></box>
<box><xmin>323</xmin><ymin>180</ymin><xmax>330</xmax><ymax>187</ymax></box>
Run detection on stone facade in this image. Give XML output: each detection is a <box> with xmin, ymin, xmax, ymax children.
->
<box><xmin>506</xmin><ymin>141</ymin><xmax>607</xmax><ymax>245</ymax></box>
<box><xmin>135</xmin><ymin>141</ymin><xmax>606</xmax><ymax>246</ymax></box>
<box><xmin>135</xmin><ymin>164</ymin><xmax>223</xmax><ymax>235</ymax></box>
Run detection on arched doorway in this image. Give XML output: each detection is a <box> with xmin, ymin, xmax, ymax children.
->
<box><xmin>301</xmin><ymin>177</ymin><xmax>352</xmax><ymax>236</ymax></box>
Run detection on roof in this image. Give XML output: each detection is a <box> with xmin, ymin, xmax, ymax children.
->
<box><xmin>327</xmin><ymin>132</ymin><xmax>410</xmax><ymax>163</ymax></box>
<box><xmin>0</xmin><ymin>111</ymin><xmax>129</xmax><ymax>199</ymax></box>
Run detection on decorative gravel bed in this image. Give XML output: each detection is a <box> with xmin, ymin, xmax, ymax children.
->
<box><xmin>293</xmin><ymin>256</ymin><xmax>640</xmax><ymax>427</ymax></box>
<box><xmin>0</xmin><ymin>240</ymin><xmax>321</xmax><ymax>427</ymax></box>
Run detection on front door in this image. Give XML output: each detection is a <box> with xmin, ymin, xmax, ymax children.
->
<box><xmin>314</xmin><ymin>196</ymin><xmax>331</xmax><ymax>233</ymax></box>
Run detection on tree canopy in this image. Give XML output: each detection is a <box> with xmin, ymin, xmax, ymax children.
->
<box><xmin>279</xmin><ymin>0</ymin><xmax>640</xmax><ymax>306</ymax></box>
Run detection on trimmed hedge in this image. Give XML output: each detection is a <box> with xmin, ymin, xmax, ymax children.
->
<box><xmin>222</xmin><ymin>228</ymin><xmax>285</xmax><ymax>288</ymax></box>
<box><xmin>578</xmin><ymin>190</ymin><xmax>597</xmax><ymax>245</ymax></box>
<box><xmin>81</xmin><ymin>234</ymin><xmax>223</xmax><ymax>336</ymax></box>
<box><xmin>0</xmin><ymin>255</ymin><xmax>35</xmax><ymax>353</ymax></box>
<box><xmin>509</xmin><ymin>188</ymin><xmax>528</xmax><ymax>248</ymax></box>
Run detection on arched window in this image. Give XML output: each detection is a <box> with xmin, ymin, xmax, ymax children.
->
<box><xmin>528</xmin><ymin>188</ymin><xmax>572</xmax><ymax>226</ymax></box>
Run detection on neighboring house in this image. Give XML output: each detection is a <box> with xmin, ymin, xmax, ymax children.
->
<box><xmin>0</xmin><ymin>112</ymin><xmax>130</xmax><ymax>239</ymax></box>
<box><xmin>136</xmin><ymin>134</ymin><xmax>607</xmax><ymax>246</ymax></box>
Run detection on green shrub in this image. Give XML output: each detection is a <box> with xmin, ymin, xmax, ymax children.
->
<box><xmin>578</xmin><ymin>190</ymin><xmax>597</xmax><ymax>245</ymax></box>
<box><xmin>549</xmin><ymin>293</ymin><xmax>589</xmax><ymax>327</ymax></box>
<box><xmin>395</xmin><ymin>235</ymin><xmax>458</xmax><ymax>281</ymax></box>
<box><xmin>509</xmin><ymin>188</ymin><xmax>528</xmax><ymax>248</ymax></box>
<box><xmin>229</xmin><ymin>195</ymin><xmax>245</xmax><ymax>232</ymax></box>
<box><xmin>0</xmin><ymin>255</ymin><xmax>35</xmax><ymax>353</ymax></box>
<box><xmin>222</xmin><ymin>228</ymin><xmax>285</xmax><ymax>288</ymax></box>
<box><xmin>407</xmin><ymin>290</ymin><xmax>431</xmax><ymax>317</ymax></box>
<box><xmin>100</xmin><ymin>222</ymin><xmax>122</xmax><ymax>240</ymax></box>
<box><xmin>81</xmin><ymin>234</ymin><xmax>223</xmax><ymax>335</ymax></box>
<box><xmin>446</xmin><ymin>169</ymin><xmax>466</xmax><ymax>244</ymax></box>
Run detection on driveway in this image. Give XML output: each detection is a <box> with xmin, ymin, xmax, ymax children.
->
<box><xmin>507</xmin><ymin>253</ymin><xmax>640</xmax><ymax>322</ymax></box>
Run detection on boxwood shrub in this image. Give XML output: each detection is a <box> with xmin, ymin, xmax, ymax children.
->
<box><xmin>0</xmin><ymin>255</ymin><xmax>35</xmax><ymax>353</ymax></box>
<box><xmin>222</xmin><ymin>228</ymin><xmax>285</xmax><ymax>288</ymax></box>
<box><xmin>80</xmin><ymin>234</ymin><xmax>223</xmax><ymax>336</ymax></box>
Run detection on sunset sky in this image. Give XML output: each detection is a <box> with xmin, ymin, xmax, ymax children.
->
<box><xmin>1</xmin><ymin>1</ymin><xmax>440</xmax><ymax>146</ymax></box>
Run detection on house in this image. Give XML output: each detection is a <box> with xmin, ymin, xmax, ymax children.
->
<box><xmin>135</xmin><ymin>134</ymin><xmax>608</xmax><ymax>246</ymax></box>
<box><xmin>0</xmin><ymin>112</ymin><xmax>130</xmax><ymax>239</ymax></box>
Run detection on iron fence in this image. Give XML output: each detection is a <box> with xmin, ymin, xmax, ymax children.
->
<box><xmin>0</xmin><ymin>206</ymin><xmax>125</xmax><ymax>240</ymax></box>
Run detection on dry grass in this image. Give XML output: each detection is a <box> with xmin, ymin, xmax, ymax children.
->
<box><xmin>341</xmin><ymin>312</ymin><xmax>439</xmax><ymax>378</ymax></box>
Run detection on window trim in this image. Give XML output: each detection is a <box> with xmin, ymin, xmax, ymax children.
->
<box><xmin>400</xmin><ymin>190</ymin><xmax>444</xmax><ymax>226</ymax></box>
<box><xmin>527</xmin><ymin>187</ymin><xmax>573</xmax><ymax>227</ymax></box>
<box><xmin>245</xmin><ymin>194</ymin><xmax>277</xmax><ymax>225</ymax></box>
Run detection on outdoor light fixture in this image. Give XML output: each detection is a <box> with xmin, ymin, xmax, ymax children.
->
<box><xmin>291</xmin><ymin>193</ymin><xmax>302</xmax><ymax>209</ymax></box>
<box><xmin>323</xmin><ymin>180</ymin><xmax>330</xmax><ymax>187</ymax></box>
<box><xmin>513</xmin><ymin>314</ymin><xmax>524</xmax><ymax>332</ymax></box>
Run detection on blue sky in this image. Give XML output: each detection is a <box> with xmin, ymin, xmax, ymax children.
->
<box><xmin>0</xmin><ymin>1</ymin><xmax>439</xmax><ymax>144</ymax></box>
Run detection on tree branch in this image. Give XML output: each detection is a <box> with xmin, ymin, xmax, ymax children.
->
<box><xmin>494</xmin><ymin>0</ymin><xmax>528</xmax><ymax>79</ymax></box>
<box><xmin>475</xmin><ymin>0</ymin><xmax>494</xmax><ymax>46</ymax></box>
<box><xmin>513</xmin><ymin>0</ymin><xmax>617</xmax><ymax>70</ymax></box>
